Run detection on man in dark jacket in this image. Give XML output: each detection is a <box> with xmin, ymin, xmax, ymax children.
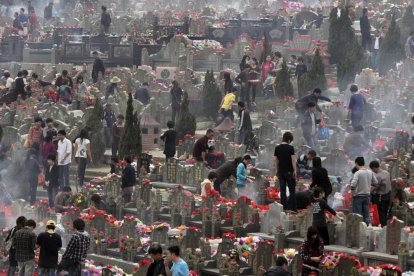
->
<box><xmin>360</xmin><ymin>8</ymin><xmax>371</xmax><ymax>51</ymax></box>
<box><xmin>121</xmin><ymin>156</ymin><xmax>136</xmax><ymax>203</ymax></box>
<box><xmin>235</xmin><ymin>67</ymin><xmax>252</xmax><ymax>110</ymax></box>
<box><xmin>295</xmin><ymin>88</ymin><xmax>331</xmax><ymax>115</ymax></box>
<box><xmin>147</xmin><ymin>244</ymin><xmax>166</xmax><ymax>276</ymax></box>
<box><xmin>193</xmin><ymin>129</ymin><xmax>214</xmax><ymax>163</ymax></box>
<box><xmin>135</xmin><ymin>82</ymin><xmax>150</xmax><ymax>105</ymax></box>
<box><xmin>100</xmin><ymin>6</ymin><xmax>111</xmax><ymax>34</ymax></box>
<box><xmin>237</xmin><ymin>101</ymin><xmax>252</xmax><ymax>145</ymax></box>
<box><xmin>44</xmin><ymin>2</ymin><xmax>53</xmax><ymax>20</ymax></box>
<box><xmin>264</xmin><ymin>256</ymin><xmax>292</xmax><ymax>276</ymax></box>
<box><xmin>92</xmin><ymin>51</ymin><xmax>105</xmax><ymax>83</ymax></box>
<box><xmin>301</xmin><ymin>102</ymin><xmax>320</xmax><ymax>150</ymax></box>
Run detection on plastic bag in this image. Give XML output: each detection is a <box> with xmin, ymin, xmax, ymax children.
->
<box><xmin>370</xmin><ymin>203</ymin><xmax>380</xmax><ymax>226</ymax></box>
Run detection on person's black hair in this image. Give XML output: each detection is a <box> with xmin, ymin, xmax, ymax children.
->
<box><xmin>90</xmin><ymin>194</ymin><xmax>101</xmax><ymax>204</ymax></box>
<box><xmin>351</xmin><ymin>167</ymin><xmax>358</xmax><ymax>174</ymax></box>
<box><xmin>233</xmin><ymin>157</ymin><xmax>243</xmax><ymax>166</ymax></box>
<box><xmin>58</xmin><ymin>129</ymin><xmax>66</xmax><ymax>136</ymax></box>
<box><xmin>290</xmin><ymin>54</ymin><xmax>297</xmax><ymax>59</ymax></box>
<box><xmin>313</xmin><ymin>156</ymin><xmax>322</xmax><ymax>168</ymax></box>
<box><xmin>229</xmin><ymin>86</ymin><xmax>237</xmax><ymax>92</ymax></box>
<box><xmin>3</xmin><ymin>72</ymin><xmax>10</xmax><ymax>78</ymax></box>
<box><xmin>20</xmin><ymin>8</ymin><xmax>25</xmax><ymax>12</ymax></box>
<box><xmin>353</xmin><ymin>125</ymin><xmax>364</xmax><ymax>132</ymax></box>
<box><xmin>16</xmin><ymin>216</ymin><xmax>27</xmax><ymax>228</ymax></box>
<box><xmin>313</xmin><ymin>88</ymin><xmax>322</xmax><ymax>94</ymax></box>
<box><xmin>92</xmin><ymin>51</ymin><xmax>99</xmax><ymax>55</ymax></box>
<box><xmin>243</xmin><ymin>154</ymin><xmax>252</xmax><ymax>161</ymax></box>
<box><xmin>241</xmin><ymin>55</ymin><xmax>250</xmax><ymax>63</ymax></box>
<box><xmin>282</xmin><ymin>132</ymin><xmax>293</xmax><ymax>143</ymax></box>
<box><xmin>369</xmin><ymin>160</ymin><xmax>380</xmax><ymax>169</ymax></box>
<box><xmin>274</xmin><ymin>51</ymin><xmax>282</xmax><ymax>58</ymax></box>
<box><xmin>17</xmin><ymin>71</ymin><xmax>23</xmax><ymax>77</ymax></box>
<box><xmin>22</xmin><ymin>70</ymin><xmax>28</xmax><ymax>76</ymax></box>
<box><xmin>308</xmin><ymin>150</ymin><xmax>317</xmax><ymax>157</ymax></box>
<box><xmin>26</xmin><ymin>219</ymin><xmax>36</xmax><ymax>228</ymax></box>
<box><xmin>308</xmin><ymin>102</ymin><xmax>316</xmax><ymax>108</ymax></box>
<box><xmin>297</xmin><ymin>56</ymin><xmax>304</xmax><ymax>62</ymax></box>
<box><xmin>101</xmin><ymin>5</ymin><xmax>107</xmax><ymax>11</ymax></box>
<box><xmin>172</xmin><ymin>80</ymin><xmax>179</xmax><ymax>87</ymax></box>
<box><xmin>168</xmin><ymin>245</ymin><xmax>180</xmax><ymax>256</ymax></box>
<box><xmin>394</xmin><ymin>189</ymin><xmax>405</xmax><ymax>202</ymax></box>
<box><xmin>44</xmin><ymin>135</ymin><xmax>53</xmax><ymax>143</ymax></box>
<box><xmin>355</xmin><ymin>156</ymin><xmax>365</xmax><ymax>166</ymax></box>
<box><xmin>46</xmin><ymin>224</ymin><xmax>55</xmax><ymax>230</ymax></box>
<box><xmin>34</xmin><ymin>117</ymin><xmax>42</xmax><ymax>123</ymax></box>
<box><xmin>208</xmin><ymin>171</ymin><xmax>218</xmax><ymax>180</ymax></box>
<box><xmin>276</xmin><ymin>256</ymin><xmax>288</xmax><ymax>267</ymax></box>
<box><xmin>73</xmin><ymin>218</ymin><xmax>85</xmax><ymax>231</ymax></box>
<box><xmin>312</xmin><ymin>187</ymin><xmax>323</xmax><ymax>199</ymax></box>
<box><xmin>47</xmin><ymin>154</ymin><xmax>56</xmax><ymax>161</ymax></box>
<box><xmin>167</xmin><ymin>121</ymin><xmax>174</xmax><ymax>129</ymax></box>
<box><xmin>31</xmin><ymin>73</ymin><xmax>38</xmax><ymax>79</ymax></box>
<box><xmin>148</xmin><ymin>244</ymin><xmax>163</xmax><ymax>255</ymax></box>
<box><xmin>142</xmin><ymin>82</ymin><xmax>149</xmax><ymax>86</ymax></box>
<box><xmin>238</xmin><ymin>101</ymin><xmax>245</xmax><ymax>108</ymax></box>
<box><xmin>61</xmin><ymin>70</ymin><xmax>68</xmax><ymax>76</ymax></box>
<box><xmin>124</xmin><ymin>156</ymin><xmax>132</xmax><ymax>164</ymax></box>
<box><xmin>306</xmin><ymin>226</ymin><xmax>319</xmax><ymax>243</ymax></box>
<box><xmin>350</xmin><ymin>84</ymin><xmax>358</xmax><ymax>92</ymax></box>
<box><xmin>62</xmin><ymin>186</ymin><xmax>72</xmax><ymax>192</ymax></box>
<box><xmin>362</xmin><ymin>7</ymin><xmax>368</xmax><ymax>14</ymax></box>
<box><xmin>76</xmin><ymin>75</ymin><xmax>83</xmax><ymax>83</ymax></box>
<box><xmin>46</xmin><ymin>118</ymin><xmax>53</xmax><ymax>124</ymax></box>
<box><xmin>79</xmin><ymin>128</ymin><xmax>88</xmax><ymax>143</ymax></box>
<box><xmin>252</xmin><ymin>57</ymin><xmax>258</xmax><ymax>65</ymax></box>
<box><xmin>206</xmin><ymin>129</ymin><xmax>214</xmax><ymax>135</ymax></box>
<box><xmin>118</xmin><ymin>115</ymin><xmax>124</xmax><ymax>120</ymax></box>
<box><xmin>223</xmin><ymin>71</ymin><xmax>231</xmax><ymax>81</ymax></box>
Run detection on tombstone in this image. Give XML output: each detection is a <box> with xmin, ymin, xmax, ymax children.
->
<box><xmin>297</xmin><ymin>209</ymin><xmax>313</xmax><ymax>238</ymax></box>
<box><xmin>332</xmin><ymin>257</ymin><xmax>356</xmax><ymax>275</ymax></box>
<box><xmin>151</xmin><ymin>225</ymin><xmax>168</xmax><ymax>245</ymax></box>
<box><xmin>345</xmin><ymin>213</ymin><xmax>363</xmax><ymax>248</ymax></box>
<box><xmin>164</xmin><ymin>158</ymin><xmax>179</xmax><ymax>183</ymax></box>
<box><xmin>260</xmin><ymin>203</ymin><xmax>283</xmax><ymax>234</ymax></box>
<box><xmin>2</xmin><ymin>126</ymin><xmax>20</xmax><ymax>147</ymax></box>
<box><xmin>386</xmin><ymin>218</ymin><xmax>404</xmax><ymax>255</ymax></box>
<box><xmin>374</xmin><ymin>226</ymin><xmax>387</xmax><ymax>253</ymax></box>
<box><xmin>119</xmin><ymin>216</ymin><xmax>137</xmax><ymax>238</ymax></box>
<box><xmin>251</xmin><ymin>241</ymin><xmax>274</xmax><ymax>273</ymax></box>
<box><xmin>184</xmin><ymin>227</ymin><xmax>202</xmax><ymax>250</ymax></box>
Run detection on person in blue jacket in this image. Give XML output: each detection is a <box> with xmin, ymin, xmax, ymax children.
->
<box><xmin>236</xmin><ymin>155</ymin><xmax>251</xmax><ymax>195</ymax></box>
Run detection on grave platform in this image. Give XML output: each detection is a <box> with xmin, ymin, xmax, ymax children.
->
<box><xmin>87</xmin><ymin>253</ymin><xmax>137</xmax><ymax>274</ymax></box>
<box><xmin>361</xmin><ymin>252</ymin><xmax>398</xmax><ymax>267</ymax></box>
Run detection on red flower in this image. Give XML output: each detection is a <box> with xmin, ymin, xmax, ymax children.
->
<box><xmin>139</xmin><ymin>259</ymin><xmax>152</xmax><ymax>267</ymax></box>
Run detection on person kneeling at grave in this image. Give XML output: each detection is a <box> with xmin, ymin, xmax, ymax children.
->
<box><xmin>201</xmin><ymin>171</ymin><xmax>218</xmax><ymax>197</ymax></box>
<box><xmin>54</xmin><ymin>186</ymin><xmax>73</xmax><ymax>213</ymax></box>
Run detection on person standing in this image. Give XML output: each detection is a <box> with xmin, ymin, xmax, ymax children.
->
<box><xmin>43</xmin><ymin>118</ymin><xmax>58</xmax><ymax>140</ymax></box>
<box><xmin>301</xmin><ymin>102</ymin><xmax>320</xmax><ymax>150</ymax></box>
<box><xmin>45</xmin><ymin>154</ymin><xmax>59</xmax><ymax>208</ymax></box>
<box><xmin>74</xmin><ymin>129</ymin><xmax>93</xmax><ymax>187</ymax></box>
<box><xmin>170</xmin><ymin>80</ymin><xmax>183</xmax><ymax>123</ymax></box>
<box><xmin>5</xmin><ymin>216</ymin><xmax>27</xmax><ymax>276</ymax></box>
<box><xmin>300</xmin><ymin>226</ymin><xmax>324</xmax><ymax>275</ymax></box>
<box><xmin>369</xmin><ymin>160</ymin><xmax>391</xmax><ymax>226</ymax></box>
<box><xmin>371</xmin><ymin>30</ymin><xmax>382</xmax><ymax>69</ymax></box>
<box><xmin>248</xmin><ymin>58</ymin><xmax>260</xmax><ymax>105</ymax></box>
<box><xmin>310</xmin><ymin>157</ymin><xmax>332</xmax><ymax>198</ymax></box>
<box><xmin>193</xmin><ymin>129</ymin><xmax>214</xmax><ymax>164</ymax></box>
<box><xmin>273</xmin><ymin>132</ymin><xmax>297</xmax><ymax>211</ymax></box>
<box><xmin>36</xmin><ymin>220</ymin><xmax>62</xmax><ymax>276</ymax></box>
<box><xmin>236</xmin><ymin>155</ymin><xmax>251</xmax><ymax>195</ymax></box>
<box><xmin>261</xmin><ymin>55</ymin><xmax>275</xmax><ymax>83</ymax></box>
<box><xmin>348</xmin><ymin>84</ymin><xmax>366</xmax><ymax>129</ymax></box>
<box><xmin>406</xmin><ymin>31</ymin><xmax>414</xmax><ymax>58</ymax></box>
<box><xmin>28</xmin><ymin>117</ymin><xmax>43</xmax><ymax>150</ymax></box>
<box><xmin>165</xmin><ymin>246</ymin><xmax>189</xmax><ymax>276</ymax></box>
<box><xmin>92</xmin><ymin>51</ymin><xmax>105</xmax><ymax>83</ymax></box>
<box><xmin>13</xmin><ymin>219</ymin><xmax>37</xmax><ymax>276</ymax></box>
<box><xmin>57</xmin><ymin>130</ymin><xmax>72</xmax><ymax>189</ymax></box>
<box><xmin>160</xmin><ymin>121</ymin><xmax>176</xmax><ymax>159</ymax></box>
<box><xmin>14</xmin><ymin>71</ymin><xmax>26</xmax><ymax>101</ymax></box>
<box><xmin>58</xmin><ymin>219</ymin><xmax>90</xmax><ymax>274</ymax></box>
<box><xmin>100</xmin><ymin>6</ymin><xmax>111</xmax><ymax>34</ymax></box>
<box><xmin>147</xmin><ymin>244</ymin><xmax>167</xmax><ymax>276</ymax></box>
<box><xmin>351</xmin><ymin>157</ymin><xmax>378</xmax><ymax>225</ymax></box>
<box><xmin>121</xmin><ymin>156</ymin><xmax>136</xmax><ymax>203</ymax></box>
<box><xmin>105</xmin><ymin>76</ymin><xmax>121</xmax><ymax>100</ymax></box>
<box><xmin>26</xmin><ymin>149</ymin><xmax>41</xmax><ymax>205</ymax></box>
<box><xmin>111</xmin><ymin>115</ymin><xmax>124</xmax><ymax>158</ymax></box>
<box><xmin>103</xmin><ymin>103</ymin><xmax>116</xmax><ymax>148</ymax></box>
<box><xmin>235</xmin><ymin>67</ymin><xmax>251</xmax><ymax>110</ymax></box>
<box><xmin>360</xmin><ymin>8</ymin><xmax>371</xmax><ymax>51</ymax></box>
<box><xmin>237</xmin><ymin>101</ymin><xmax>252</xmax><ymax>145</ymax></box>
<box><xmin>135</xmin><ymin>82</ymin><xmax>151</xmax><ymax>105</ymax></box>
<box><xmin>44</xmin><ymin>2</ymin><xmax>53</xmax><ymax>20</ymax></box>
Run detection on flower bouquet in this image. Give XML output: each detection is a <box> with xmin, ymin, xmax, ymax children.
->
<box><xmin>278</xmin><ymin>248</ymin><xmax>298</xmax><ymax>264</ymax></box>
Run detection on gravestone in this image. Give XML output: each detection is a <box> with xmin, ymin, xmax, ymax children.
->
<box><xmin>151</xmin><ymin>225</ymin><xmax>168</xmax><ymax>245</ymax></box>
<box><xmin>386</xmin><ymin>218</ymin><xmax>404</xmax><ymax>255</ymax></box>
<box><xmin>260</xmin><ymin>202</ymin><xmax>283</xmax><ymax>234</ymax></box>
<box><xmin>346</xmin><ymin>213</ymin><xmax>363</xmax><ymax>248</ymax></box>
<box><xmin>184</xmin><ymin>227</ymin><xmax>202</xmax><ymax>250</ymax></box>
<box><xmin>251</xmin><ymin>241</ymin><xmax>274</xmax><ymax>273</ymax></box>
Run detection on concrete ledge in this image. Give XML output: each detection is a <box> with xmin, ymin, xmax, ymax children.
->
<box><xmin>361</xmin><ymin>252</ymin><xmax>398</xmax><ymax>266</ymax></box>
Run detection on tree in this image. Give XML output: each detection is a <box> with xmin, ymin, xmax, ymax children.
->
<box><xmin>202</xmin><ymin>70</ymin><xmax>222</xmax><ymax>120</ymax></box>
<box><xmin>176</xmin><ymin>91</ymin><xmax>197</xmax><ymax>140</ymax></box>
<box><xmin>274</xmin><ymin>60</ymin><xmax>294</xmax><ymax>98</ymax></box>
<box><xmin>260</xmin><ymin>30</ymin><xmax>272</xmax><ymax>64</ymax></box>
<box><xmin>378</xmin><ymin>15</ymin><xmax>405</xmax><ymax>76</ymax></box>
<box><xmin>85</xmin><ymin>97</ymin><xmax>106</xmax><ymax>164</ymax></box>
<box><xmin>337</xmin><ymin>40</ymin><xmax>365</xmax><ymax>91</ymax></box>
<box><xmin>298</xmin><ymin>49</ymin><xmax>327</xmax><ymax>96</ymax></box>
<box><xmin>400</xmin><ymin>6</ymin><xmax>414</xmax><ymax>45</ymax></box>
<box><xmin>118</xmin><ymin>93</ymin><xmax>142</xmax><ymax>159</ymax></box>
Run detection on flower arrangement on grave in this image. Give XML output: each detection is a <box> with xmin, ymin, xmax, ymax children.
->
<box><xmin>278</xmin><ymin>248</ymin><xmax>298</xmax><ymax>264</ymax></box>
<box><xmin>83</xmin><ymin>260</ymin><xmax>126</xmax><ymax>275</ymax></box>
<box><xmin>320</xmin><ymin>252</ymin><xmax>361</xmax><ymax>271</ymax></box>
<box><xmin>237</xmin><ymin>236</ymin><xmax>261</xmax><ymax>258</ymax></box>
<box><xmin>74</xmin><ymin>193</ymin><xmax>87</xmax><ymax>208</ymax></box>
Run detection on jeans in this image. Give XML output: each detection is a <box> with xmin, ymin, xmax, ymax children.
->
<box><xmin>104</xmin><ymin>127</ymin><xmax>112</xmax><ymax>148</ymax></box>
<box><xmin>249</xmin><ymin>82</ymin><xmax>258</xmax><ymax>102</ymax></box>
<box><xmin>112</xmin><ymin>138</ymin><xmax>119</xmax><ymax>158</ymax></box>
<box><xmin>28</xmin><ymin>176</ymin><xmax>38</xmax><ymax>205</ymax></box>
<box><xmin>172</xmin><ymin>106</ymin><xmax>180</xmax><ymax>123</ymax></box>
<box><xmin>361</xmin><ymin>34</ymin><xmax>371</xmax><ymax>51</ymax></box>
<box><xmin>58</xmin><ymin>258</ymin><xmax>81</xmax><ymax>276</ymax></box>
<box><xmin>351</xmin><ymin>111</ymin><xmax>363</xmax><ymax>129</ymax></box>
<box><xmin>352</xmin><ymin>195</ymin><xmax>371</xmax><ymax>225</ymax></box>
<box><xmin>371</xmin><ymin>49</ymin><xmax>379</xmax><ymax>69</ymax></box>
<box><xmin>122</xmin><ymin>186</ymin><xmax>134</xmax><ymax>203</ymax></box>
<box><xmin>279</xmin><ymin>172</ymin><xmax>297</xmax><ymax>211</ymax></box>
<box><xmin>100</xmin><ymin>24</ymin><xmax>110</xmax><ymax>34</ymax></box>
<box><xmin>38</xmin><ymin>267</ymin><xmax>57</xmax><ymax>276</ymax></box>
<box><xmin>58</xmin><ymin>164</ymin><xmax>70</xmax><ymax>189</ymax></box>
<box><xmin>18</xmin><ymin>260</ymin><xmax>35</xmax><ymax>276</ymax></box>
<box><xmin>47</xmin><ymin>186</ymin><xmax>58</xmax><ymax>207</ymax></box>
<box><xmin>76</xmin><ymin>157</ymin><xmax>87</xmax><ymax>187</ymax></box>
<box><xmin>303</xmin><ymin>131</ymin><xmax>316</xmax><ymax>150</ymax></box>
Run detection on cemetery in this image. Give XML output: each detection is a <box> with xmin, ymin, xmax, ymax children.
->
<box><xmin>0</xmin><ymin>0</ymin><xmax>413</xmax><ymax>275</ymax></box>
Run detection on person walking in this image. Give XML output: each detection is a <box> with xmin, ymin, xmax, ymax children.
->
<box><xmin>274</xmin><ymin>132</ymin><xmax>297</xmax><ymax>211</ymax></box>
<box><xmin>369</xmin><ymin>160</ymin><xmax>391</xmax><ymax>226</ymax></box>
<box><xmin>36</xmin><ymin>220</ymin><xmax>62</xmax><ymax>276</ymax></box>
<box><xmin>301</xmin><ymin>102</ymin><xmax>320</xmax><ymax>150</ymax></box>
<box><xmin>13</xmin><ymin>219</ymin><xmax>37</xmax><ymax>276</ymax></box>
<box><xmin>170</xmin><ymin>80</ymin><xmax>183</xmax><ymax>123</ymax></box>
<box><xmin>351</xmin><ymin>157</ymin><xmax>378</xmax><ymax>225</ymax></box>
<box><xmin>91</xmin><ymin>51</ymin><xmax>105</xmax><ymax>83</ymax></box>
<box><xmin>25</xmin><ymin>149</ymin><xmax>41</xmax><ymax>205</ymax></box>
<box><xmin>135</xmin><ymin>82</ymin><xmax>151</xmax><ymax>105</ymax></box>
<box><xmin>103</xmin><ymin>103</ymin><xmax>116</xmax><ymax>148</ymax></box>
<box><xmin>236</xmin><ymin>155</ymin><xmax>251</xmax><ymax>196</ymax></box>
<box><xmin>57</xmin><ymin>219</ymin><xmax>90</xmax><ymax>275</ymax></box>
<box><xmin>111</xmin><ymin>115</ymin><xmax>124</xmax><ymax>158</ymax></box>
<box><xmin>57</xmin><ymin>130</ymin><xmax>72</xmax><ymax>189</ymax></box>
<box><xmin>74</xmin><ymin>129</ymin><xmax>93</xmax><ymax>187</ymax></box>
<box><xmin>237</xmin><ymin>101</ymin><xmax>252</xmax><ymax>145</ymax></box>
<box><xmin>348</xmin><ymin>84</ymin><xmax>366</xmax><ymax>129</ymax></box>
<box><xmin>45</xmin><ymin>154</ymin><xmax>59</xmax><ymax>208</ymax></box>
<box><xmin>165</xmin><ymin>246</ymin><xmax>189</xmax><ymax>276</ymax></box>
<box><xmin>5</xmin><ymin>216</ymin><xmax>27</xmax><ymax>276</ymax></box>
<box><xmin>121</xmin><ymin>156</ymin><xmax>136</xmax><ymax>203</ymax></box>
<box><xmin>310</xmin><ymin>157</ymin><xmax>332</xmax><ymax>199</ymax></box>
<box><xmin>160</xmin><ymin>121</ymin><xmax>177</xmax><ymax>160</ymax></box>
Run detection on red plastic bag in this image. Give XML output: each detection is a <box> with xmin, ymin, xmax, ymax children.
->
<box><xmin>343</xmin><ymin>190</ymin><xmax>352</xmax><ymax>209</ymax></box>
<box><xmin>266</xmin><ymin>187</ymin><xmax>279</xmax><ymax>202</ymax></box>
<box><xmin>370</xmin><ymin>203</ymin><xmax>380</xmax><ymax>226</ymax></box>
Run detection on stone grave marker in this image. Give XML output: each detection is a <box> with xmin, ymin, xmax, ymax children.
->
<box><xmin>374</xmin><ymin>226</ymin><xmax>387</xmax><ymax>253</ymax></box>
<box><xmin>252</xmin><ymin>240</ymin><xmax>273</xmax><ymax>273</ymax></box>
<box><xmin>346</xmin><ymin>213</ymin><xmax>363</xmax><ymax>248</ymax></box>
<box><xmin>333</xmin><ymin>257</ymin><xmax>355</xmax><ymax>275</ymax></box>
<box><xmin>151</xmin><ymin>225</ymin><xmax>168</xmax><ymax>245</ymax></box>
<box><xmin>386</xmin><ymin>218</ymin><xmax>404</xmax><ymax>255</ymax></box>
<box><xmin>184</xmin><ymin>227</ymin><xmax>202</xmax><ymax>250</ymax></box>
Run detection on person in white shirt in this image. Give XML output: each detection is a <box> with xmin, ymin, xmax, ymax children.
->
<box><xmin>4</xmin><ymin>71</ymin><xmax>13</xmax><ymax>89</ymax></box>
<box><xmin>371</xmin><ymin>30</ymin><xmax>382</xmax><ymax>70</ymax></box>
<box><xmin>57</xmin><ymin>130</ymin><xmax>72</xmax><ymax>189</ymax></box>
<box><xmin>73</xmin><ymin>129</ymin><xmax>93</xmax><ymax>187</ymax></box>
<box><xmin>301</xmin><ymin>102</ymin><xmax>320</xmax><ymax>150</ymax></box>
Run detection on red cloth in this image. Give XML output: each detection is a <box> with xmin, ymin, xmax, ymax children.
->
<box><xmin>370</xmin><ymin>204</ymin><xmax>380</xmax><ymax>226</ymax></box>
<box><xmin>42</xmin><ymin>141</ymin><xmax>57</xmax><ymax>163</ymax></box>
<box><xmin>261</xmin><ymin>61</ymin><xmax>275</xmax><ymax>82</ymax></box>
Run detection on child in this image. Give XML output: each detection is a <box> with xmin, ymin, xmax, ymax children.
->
<box><xmin>160</xmin><ymin>121</ymin><xmax>177</xmax><ymax>160</ymax></box>
<box><xmin>201</xmin><ymin>171</ymin><xmax>218</xmax><ymax>197</ymax></box>
<box><xmin>236</xmin><ymin>155</ymin><xmax>251</xmax><ymax>195</ymax></box>
<box><xmin>311</xmin><ymin>187</ymin><xmax>342</xmax><ymax>245</ymax></box>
